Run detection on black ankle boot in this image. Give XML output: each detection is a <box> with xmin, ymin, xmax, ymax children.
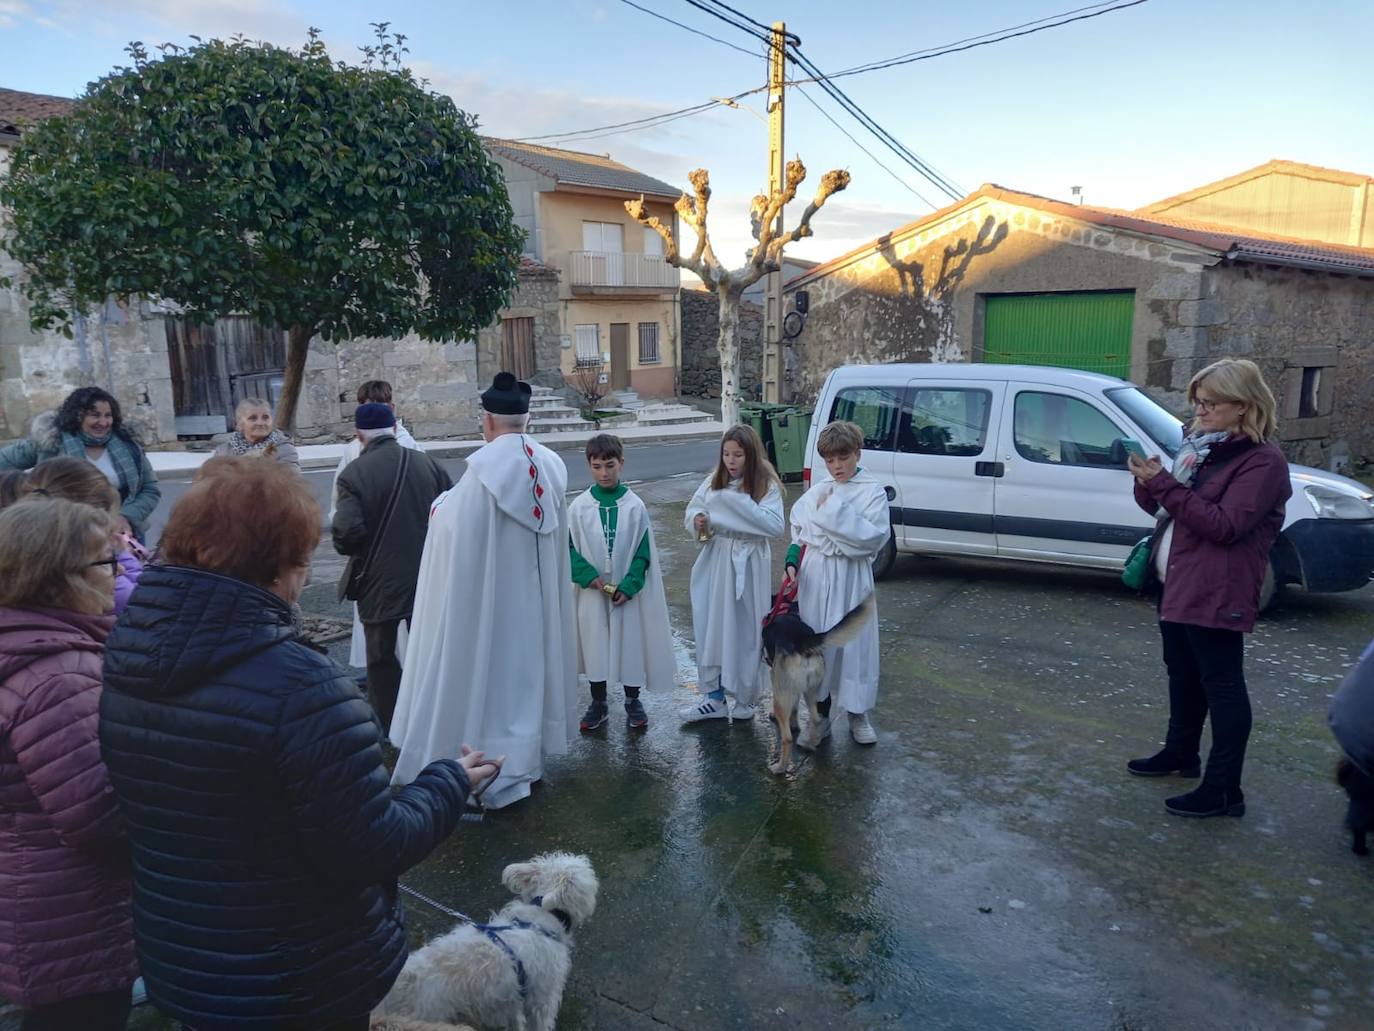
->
<box><xmin>1165</xmin><ymin>785</ymin><xmax>1245</xmax><ymax>818</ymax></box>
<box><xmin>1127</xmin><ymin>749</ymin><xmax>1201</xmax><ymax>778</ymax></box>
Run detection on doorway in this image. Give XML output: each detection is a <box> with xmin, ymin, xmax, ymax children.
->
<box><xmin>610</xmin><ymin>323</ymin><xmax>631</xmax><ymax>390</ymax></box>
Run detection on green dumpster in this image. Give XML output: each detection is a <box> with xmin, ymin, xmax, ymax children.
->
<box><xmin>737</xmin><ymin>401</ymin><xmax>770</xmax><ymax>449</ymax></box>
<box><xmin>768</xmin><ymin>406</ymin><xmax>812</xmax><ymax>481</ymax></box>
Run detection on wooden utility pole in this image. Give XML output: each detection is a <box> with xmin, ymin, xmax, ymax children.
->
<box><xmin>762</xmin><ymin>20</ymin><xmax>787</xmax><ymax>403</ymax></box>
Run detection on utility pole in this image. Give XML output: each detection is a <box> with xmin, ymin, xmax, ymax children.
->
<box><xmin>761</xmin><ymin>20</ymin><xmax>786</xmax><ymax>404</ymax></box>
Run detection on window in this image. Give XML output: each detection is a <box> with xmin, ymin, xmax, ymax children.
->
<box><xmin>638</xmin><ymin>322</ymin><xmax>660</xmax><ymax>363</ymax></box>
<box><xmin>574</xmin><ymin>324</ymin><xmax>601</xmax><ymax>366</ymax></box>
<box><xmin>896</xmin><ymin>388</ymin><xmax>991</xmax><ymax>457</ymax></box>
<box><xmin>1299</xmin><ymin>367</ymin><xmax>1322</xmax><ymax>419</ymax></box>
<box><xmin>581</xmin><ymin>221</ymin><xmax>624</xmax><ymax>253</ymax></box>
<box><xmin>1103</xmin><ymin>386</ymin><xmax>1182</xmax><ymax>458</ymax></box>
<box><xmin>1013</xmin><ymin>391</ymin><xmax>1126</xmax><ymax>468</ymax></box>
<box><xmin>643</xmin><ymin>228</ymin><xmax>664</xmax><ymax>258</ymax></box>
<box><xmin>828</xmin><ymin>387</ymin><xmax>903</xmax><ymax>452</ymax></box>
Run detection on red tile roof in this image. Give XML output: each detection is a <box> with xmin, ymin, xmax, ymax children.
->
<box><xmin>0</xmin><ymin>87</ymin><xmax>76</xmax><ymax>136</ymax></box>
<box><xmin>788</xmin><ymin>183</ymin><xmax>1374</xmax><ymax>288</ymax></box>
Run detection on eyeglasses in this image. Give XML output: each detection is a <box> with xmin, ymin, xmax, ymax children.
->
<box><xmin>1193</xmin><ymin>398</ymin><xmax>1234</xmax><ymax>413</ymax></box>
<box><xmin>87</xmin><ymin>554</ymin><xmax>120</xmax><ymax>575</ymax></box>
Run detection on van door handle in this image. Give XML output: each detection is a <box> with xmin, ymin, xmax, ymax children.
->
<box><xmin>975</xmin><ymin>462</ymin><xmax>1005</xmax><ymax>478</ymax></box>
<box><xmin>884</xmin><ymin>485</ymin><xmax>897</xmax><ymax>501</ymax></box>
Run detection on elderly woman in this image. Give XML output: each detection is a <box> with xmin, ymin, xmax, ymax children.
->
<box><xmin>1126</xmin><ymin>358</ymin><xmax>1291</xmax><ymax>819</ymax></box>
<box><xmin>214</xmin><ymin>397</ymin><xmax>302</xmax><ymax>470</ymax></box>
<box><xmin>99</xmin><ymin>458</ymin><xmax>499</xmax><ymax>1030</ymax></box>
<box><xmin>0</xmin><ymin>497</ymin><xmax>137</xmax><ymax>1031</ymax></box>
<box><xmin>0</xmin><ymin>385</ymin><xmax>161</xmax><ymax>538</ymax></box>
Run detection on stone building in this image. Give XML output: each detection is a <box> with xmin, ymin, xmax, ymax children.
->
<box><xmin>680</xmin><ymin>287</ymin><xmax>764</xmax><ymax>399</ymax></box>
<box><xmin>785</xmin><ymin>170</ymin><xmax>1374</xmax><ymax>473</ymax></box>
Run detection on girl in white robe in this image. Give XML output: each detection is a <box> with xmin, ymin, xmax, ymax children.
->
<box><xmin>786</xmin><ymin>421</ymin><xmax>890</xmax><ymax>744</ymax></box>
<box><xmin>682</xmin><ymin>425</ymin><xmax>786</xmax><ymax>722</ymax></box>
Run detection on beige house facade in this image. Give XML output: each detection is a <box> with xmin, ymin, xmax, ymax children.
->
<box><xmin>486</xmin><ymin>139</ymin><xmax>683</xmax><ymax>399</ymax></box>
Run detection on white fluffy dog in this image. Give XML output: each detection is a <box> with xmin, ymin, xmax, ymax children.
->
<box><xmin>375</xmin><ymin>853</ymin><xmax>599</xmax><ymax>1031</ymax></box>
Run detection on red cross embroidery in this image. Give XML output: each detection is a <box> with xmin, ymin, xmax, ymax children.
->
<box><xmin>528</xmin><ymin>464</ymin><xmax>537</xmax><ymax>478</ymax></box>
<box><xmin>536</xmin><ymin>485</ymin><xmax>544</xmax><ymax>498</ymax></box>
<box><xmin>533</xmin><ymin>506</ymin><xmax>542</xmax><ymax>520</ymax></box>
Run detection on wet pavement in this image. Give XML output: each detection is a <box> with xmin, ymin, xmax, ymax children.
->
<box><xmin>119</xmin><ymin>469</ymin><xmax>1374</xmax><ymax>1030</ymax></box>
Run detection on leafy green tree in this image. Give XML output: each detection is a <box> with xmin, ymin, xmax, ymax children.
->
<box><xmin>0</xmin><ymin>25</ymin><xmax>523</xmax><ymax>431</ymax></box>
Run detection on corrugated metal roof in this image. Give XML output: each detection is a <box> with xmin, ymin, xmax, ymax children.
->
<box><xmin>0</xmin><ymin>87</ymin><xmax>76</xmax><ymax>136</ymax></box>
<box><xmin>789</xmin><ymin>183</ymin><xmax>1374</xmax><ymax>288</ymax></box>
<box><xmin>484</xmin><ymin>138</ymin><xmax>681</xmax><ymax>199</ymax></box>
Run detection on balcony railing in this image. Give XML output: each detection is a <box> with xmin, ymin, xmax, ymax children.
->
<box><xmin>568</xmin><ymin>250</ymin><xmax>680</xmax><ymax>289</ymax></box>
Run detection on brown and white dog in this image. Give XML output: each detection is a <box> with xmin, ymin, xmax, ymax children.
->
<box><xmin>761</xmin><ymin>594</ymin><xmax>875</xmax><ymax>775</ymax></box>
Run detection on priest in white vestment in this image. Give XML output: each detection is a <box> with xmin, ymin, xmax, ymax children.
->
<box><xmin>389</xmin><ymin>373</ymin><xmax>578</xmax><ymax>808</ymax></box>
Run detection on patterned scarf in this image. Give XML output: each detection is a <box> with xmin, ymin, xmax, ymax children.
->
<box><xmin>227</xmin><ymin>428</ymin><xmax>291</xmax><ymax>456</ymax></box>
<box><xmin>1154</xmin><ymin>429</ymin><xmax>1231</xmax><ymax>522</ymax></box>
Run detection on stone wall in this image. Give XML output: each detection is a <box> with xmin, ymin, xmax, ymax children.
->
<box><xmin>681</xmin><ymin>287</ymin><xmax>764</xmax><ymax>399</ymax></box>
<box><xmin>1205</xmin><ymin>264</ymin><xmax>1374</xmax><ymax>472</ymax></box>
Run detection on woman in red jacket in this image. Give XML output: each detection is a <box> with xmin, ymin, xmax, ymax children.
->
<box><xmin>1126</xmin><ymin>358</ymin><xmax>1291</xmax><ymax>819</ymax></box>
<box><xmin>0</xmin><ymin>496</ymin><xmax>137</xmax><ymax>1030</ymax></box>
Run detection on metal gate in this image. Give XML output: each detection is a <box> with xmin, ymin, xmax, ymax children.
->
<box><xmin>982</xmin><ymin>291</ymin><xmax>1134</xmax><ymax>379</ymax></box>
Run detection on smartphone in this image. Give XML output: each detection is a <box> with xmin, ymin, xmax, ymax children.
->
<box><xmin>1119</xmin><ymin>438</ymin><xmax>1149</xmax><ymax>462</ymax></box>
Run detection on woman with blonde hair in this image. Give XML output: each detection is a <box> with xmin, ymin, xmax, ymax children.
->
<box><xmin>1125</xmin><ymin>358</ymin><xmax>1292</xmax><ymax>818</ymax></box>
<box><xmin>213</xmin><ymin>397</ymin><xmax>301</xmax><ymax>471</ymax></box>
<box><xmin>0</xmin><ymin>497</ymin><xmax>137</xmax><ymax>1030</ymax></box>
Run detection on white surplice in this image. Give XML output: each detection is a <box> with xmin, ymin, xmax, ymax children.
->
<box><xmin>328</xmin><ymin>421</ymin><xmax>421</xmax><ymax>667</ymax></box>
<box><xmin>568</xmin><ymin>489</ymin><xmax>675</xmax><ymax>692</ymax></box>
<box><xmin>389</xmin><ymin>433</ymin><xmax>577</xmax><ymax>809</ymax></box>
<box><xmin>684</xmin><ymin>476</ymin><xmax>785</xmax><ymax>706</ymax></box>
<box><xmin>790</xmin><ymin>470</ymin><xmax>889</xmax><ymax>714</ymax></box>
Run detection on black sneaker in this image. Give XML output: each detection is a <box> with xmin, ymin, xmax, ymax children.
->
<box><xmin>1165</xmin><ymin>786</ymin><xmax>1245</xmax><ymax>818</ymax></box>
<box><xmin>625</xmin><ymin>698</ymin><xmax>648</xmax><ymax>730</ymax></box>
<box><xmin>579</xmin><ymin>701</ymin><xmax>609</xmax><ymax>732</ymax></box>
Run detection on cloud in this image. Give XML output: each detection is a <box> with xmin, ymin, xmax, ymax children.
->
<box><xmin>21</xmin><ymin>0</ymin><xmax>310</xmax><ymax>46</ymax></box>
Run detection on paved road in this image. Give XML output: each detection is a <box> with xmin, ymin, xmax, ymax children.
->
<box><xmin>146</xmin><ymin>437</ymin><xmax>721</xmax><ymax>542</ymax></box>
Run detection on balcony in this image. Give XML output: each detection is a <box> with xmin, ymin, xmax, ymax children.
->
<box><xmin>568</xmin><ymin>250</ymin><xmax>680</xmax><ymax>294</ymax></box>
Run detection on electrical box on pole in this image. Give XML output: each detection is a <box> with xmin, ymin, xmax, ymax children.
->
<box><xmin>762</xmin><ymin>21</ymin><xmax>786</xmax><ymax>404</ymax></box>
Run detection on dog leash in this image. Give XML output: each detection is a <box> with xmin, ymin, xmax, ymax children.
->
<box><xmin>398</xmin><ymin>882</ymin><xmax>475</xmax><ymax>924</ymax></box>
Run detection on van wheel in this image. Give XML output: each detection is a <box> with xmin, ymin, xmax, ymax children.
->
<box><xmin>872</xmin><ymin>531</ymin><xmax>897</xmax><ymax>581</ymax></box>
<box><xmin>1258</xmin><ymin>560</ymin><xmax>1279</xmax><ymax>613</ymax></box>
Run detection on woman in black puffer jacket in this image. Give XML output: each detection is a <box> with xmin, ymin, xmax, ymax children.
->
<box><xmin>99</xmin><ymin>458</ymin><xmax>501</xmax><ymax>1031</ymax></box>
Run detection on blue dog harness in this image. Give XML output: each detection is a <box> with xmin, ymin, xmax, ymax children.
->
<box><xmin>476</xmin><ymin>896</ymin><xmax>571</xmax><ymax>998</ymax></box>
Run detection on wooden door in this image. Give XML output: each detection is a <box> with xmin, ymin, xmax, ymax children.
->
<box><xmin>166</xmin><ymin>316</ymin><xmax>288</xmax><ymax>427</ymax></box>
<box><xmin>501</xmin><ymin>317</ymin><xmax>536</xmax><ymax>380</ymax></box>
<box><xmin>609</xmin><ymin>323</ymin><xmax>630</xmax><ymax>390</ymax></box>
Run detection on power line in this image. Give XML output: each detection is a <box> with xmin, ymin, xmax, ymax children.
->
<box><xmin>511</xmin><ymin>97</ymin><xmax>733</xmax><ymax>143</ymax></box>
<box><xmin>615</xmin><ymin>0</ymin><xmax>761</xmax><ymax>57</ymax></box>
<box><xmin>694</xmin><ymin>0</ymin><xmax>800</xmax><ymax>45</ymax></box>
<box><xmin>800</xmin><ymin>0</ymin><xmax>1152</xmax><ymax>83</ymax></box>
<box><xmin>679</xmin><ymin>0</ymin><xmax>775</xmax><ymax>47</ymax></box>
<box><xmin>792</xmin><ymin>83</ymin><xmax>938</xmax><ymax>209</ymax></box>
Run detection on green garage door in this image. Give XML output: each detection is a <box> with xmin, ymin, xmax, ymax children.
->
<box><xmin>982</xmin><ymin>291</ymin><xmax>1134</xmax><ymax>379</ymax></box>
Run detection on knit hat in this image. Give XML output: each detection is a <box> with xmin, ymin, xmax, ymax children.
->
<box><xmin>481</xmin><ymin>372</ymin><xmax>532</xmax><ymax>415</ymax></box>
<box><xmin>355</xmin><ymin>403</ymin><xmax>396</xmax><ymax>430</ymax></box>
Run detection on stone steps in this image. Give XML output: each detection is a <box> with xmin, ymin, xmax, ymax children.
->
<box><xmin>630</xmin><ymin>403</ymin><xmax>715</xmax><ymax>426</ymax></box>
<box><xmin>529</xmin><ymin>414</ymin><xmax>599</xmax><ymax>433</ymax></box>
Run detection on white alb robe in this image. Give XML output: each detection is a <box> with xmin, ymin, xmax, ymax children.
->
<box><xmin>684</xmin><ymin>477</ymin><xmax>785</xmax><ymax>705</ymax></box>
<box><xmin>328</xmin><ymin>421</ymin><xmax>421</xmax><ymax>667</ymax></box>
<box><xmin>790</xmin><ymin>470</ymin><xmax>889</xmax><ymax>714</ymax></box>
<box><xmin>568</xmin><ymin>489</ymin><xmax>675</xmax><ymax>692</ymax></box>
<box><xmin>389</xmin><ymin>433</ymin><xmax>577</xmax><ymax>809</ymax></box>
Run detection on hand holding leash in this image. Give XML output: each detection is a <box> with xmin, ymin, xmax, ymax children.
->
<box><xmin>458</xmin><ymin>745</ymin><xmax>504</xmax><ymax>801</ymax></box>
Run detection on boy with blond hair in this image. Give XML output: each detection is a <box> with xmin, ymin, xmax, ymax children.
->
<box><xmin>569</xmin><ymin>434</ymin><xmax>674</xmax><ymax>731</ymax></box>
<box><xmin>785</xmin><ymin>420</ymin><xmax>890</xmax><ymax>744</ymax></box>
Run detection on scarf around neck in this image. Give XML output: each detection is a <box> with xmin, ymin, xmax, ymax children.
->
<box><xmin>228</xmin><ymin>428</ymin><xmax>289</xmax><ymax>455</ymax></box>
<box><xmin>1154</xmin><ymin>429</ymin><xmax>1232</xmax><ymax>521</ymax></box>
<box><xmin>80</xmin><ymin>430</ymin><xmax>113</xmax><ymax>447</ymax></box>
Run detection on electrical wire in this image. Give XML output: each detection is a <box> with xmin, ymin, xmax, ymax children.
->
<box><xmin>615</xmin><ymin>0</ymin><xmax>762</xmax><ymax>57</ymax></box>
<box><xmin>511</xmin><ymin>98</ymin><xmax>733</xmax><ymax>143</ymax></box>
<box><xmin>792</xmin><ymin>83</ymin><xmax>938</xmax><ymax>208</ymax></box>
<box><xmin>679</xmin><ymin>0</ymin><xmax>775</xmax><ymax>47</ymax></box>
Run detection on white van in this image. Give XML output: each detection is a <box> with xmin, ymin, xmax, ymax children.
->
<box><xmin>802</xmin><ymin>363</ymin><xmax>1374</xmax><ymax>608</ymax></box>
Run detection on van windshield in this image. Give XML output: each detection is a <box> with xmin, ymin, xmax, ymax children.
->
<box><xmin>1104</xmin><ymin>387</ymin><xmax>1184</xmax><ymax>459</ymax></box>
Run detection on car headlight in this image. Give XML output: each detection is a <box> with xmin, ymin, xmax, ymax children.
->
<box><xmin>1304</xmin><ymin>485</ymin><xmax>1374</xmax><ymax>520</ymax></box>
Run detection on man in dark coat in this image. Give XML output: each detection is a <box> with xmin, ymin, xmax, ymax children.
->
<box><xmin>333</xmin><ymin>403</ymin><xmax>452</xmax><ymax>732</ymax></box>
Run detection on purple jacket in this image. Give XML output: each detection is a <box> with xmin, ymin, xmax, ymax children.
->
<box><xmin>1134</xmin><ymin>436</ymin><xmax>1291</xmax><ymax>633</ymax></box>
<box><xmin>114</xmin><ymin>549</ymin><xmax>143</xmax><ymax>616</ymax></box>
<box><xmin>0</xmin><ymin>606</ymin><xmax>137</xmax><ymax>1007</ymax></box>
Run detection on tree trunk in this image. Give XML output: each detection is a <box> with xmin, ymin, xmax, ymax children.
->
<box><xmin>717</xmin><ymin>290</ymin><xmax>742</xmax><ymax>427</ymax></box>
<box><xmin>275</xmin><ymin>323</ymin><xmax>316</xmax><ymax>435</ymax></box>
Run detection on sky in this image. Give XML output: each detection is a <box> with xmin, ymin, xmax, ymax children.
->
<box><xmin>3</xmin><ymin>0</ymin><xmax>1373</xmax><ymax>271</ymax></box>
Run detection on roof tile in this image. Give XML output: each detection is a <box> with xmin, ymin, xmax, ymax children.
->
<box><xmin>483</xmin><ymin>138</ymin><xmax>681</xmax><ymax>199</ymax></box>
<box><xmin>0</xmin><ymin>87</ymin><xmax>76</xmax><ymax>136</ymax></box>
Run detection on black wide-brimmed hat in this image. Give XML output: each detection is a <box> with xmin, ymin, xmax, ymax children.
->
<box><xmin>481</xmin><ymin>372</ymin><xmax>532</xmax><ymax>415</ymax></box>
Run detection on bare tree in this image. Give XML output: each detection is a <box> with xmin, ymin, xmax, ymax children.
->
<box><xmin>569</xmin><ymin>361</ymin><xmax>609</xmax><ymax>417</ymax></box>
<box><xmin>626</xmin><ymin>159</ymin><xmax>849</xmax><ymax>426</ymax></box>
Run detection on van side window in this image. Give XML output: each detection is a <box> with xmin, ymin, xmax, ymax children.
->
<box><xmin>829</xmin><ymin>387</ymin><xmax>901</xmax><ymax>451</ymax></box>
<box><xmin>1013</xmin><ymin>391</ymin><xmax>1126</xmax><ymax>468</ymax></box>
<box><xmin>896</xmin><ymin>388</ymin><xmax>991</xmax><ymax>457</ymax></box>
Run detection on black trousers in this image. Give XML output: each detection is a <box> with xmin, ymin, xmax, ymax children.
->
<box><xmin>22</xmin><ymin>989</ymin><xmax>131</xmax><ymax>1031</ymax></box>
<box><xmin>1159</xmin><ymin>619</ymin><xmax>1251</xmax><ymax>792</ymax></box>
<box><xmin>363</xmin><ymin>618</ymin><xmax>406</xmax><ymax>734</ymax></box>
